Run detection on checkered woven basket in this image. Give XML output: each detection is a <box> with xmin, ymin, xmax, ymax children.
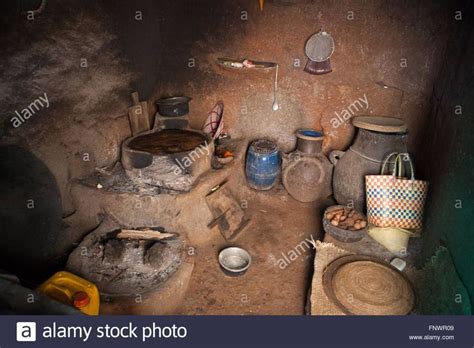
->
<box><xmin>365</xmin><ymin>153</ymin><xmax>428</xmax><ymax>230</ymax></box>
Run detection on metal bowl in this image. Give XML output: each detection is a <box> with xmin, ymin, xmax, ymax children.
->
<box><xmin>218</xmin><ymin>247</ymin><xmax>251</xmax><ymax>276</ymax></box>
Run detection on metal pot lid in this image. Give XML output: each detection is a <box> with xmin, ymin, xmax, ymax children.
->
<box><xmin>156</xmin><ymin>96</ymin><xmax>192</xmax><ymax>105</ymax></box>
<box><xmin>352</xmin><ymin>116</ymin><xmax>408</xmax><ymax>133</ymax></box>
<box><xmin>305</xmin><ymin>30</ymin><xmax>335</xmax><ymax>62</ymax></box>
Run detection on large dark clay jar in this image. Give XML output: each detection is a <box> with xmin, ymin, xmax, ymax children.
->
<box><xmin>329</xmin><ymin>116</ymin><xmax>408</xmax><ymax>211</ymax></box>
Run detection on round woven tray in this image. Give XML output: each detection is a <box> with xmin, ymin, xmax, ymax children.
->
<box><xmin>322</xmin><ymin>255</ymin><xmax>415</xmax><ymax>315</ymax></box>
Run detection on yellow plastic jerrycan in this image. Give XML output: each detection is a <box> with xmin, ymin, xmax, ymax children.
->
<box><xmin>37</xmin><ymin>271</ymin><xmax>100</xmax><ymax>315</ymax></box>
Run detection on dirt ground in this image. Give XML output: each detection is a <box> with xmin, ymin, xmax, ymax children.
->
<box><xmin>176</xmin><ymin>183</ymin><xmax>329</xmax><ymax>315</ymax></box>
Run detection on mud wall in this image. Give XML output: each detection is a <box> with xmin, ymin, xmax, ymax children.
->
<box><xmin>132</xmin><ymin>0</ymin><xmax>458</xmax><ymax>153</ymax></box>
<box><xmin>416</xmin><ymin>4</ymin><xmax>474</xmax><ymax>310</ymax></box>
<box><xmin>0</xmin><ymin>1</ymin><xmax>134</xmax><ymax>214</ymax></box>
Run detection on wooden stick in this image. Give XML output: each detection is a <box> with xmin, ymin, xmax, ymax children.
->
<box><xmin>131</xmin><ymin>91</ymin><xmax>140</xmax><ymax>106</ymax></box>
<box><xmin>116</xmin><ymin>228</ymin><xmax>177</xmax><ymax>241</ymax></box>
<box><xmin>207</xmin><ymin>208</ymin><xmax>230</xmax><ymax>228</ymax></box>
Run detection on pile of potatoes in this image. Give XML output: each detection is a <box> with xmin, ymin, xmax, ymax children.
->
<box><xmin>325</xmin><ymin>206</ymin><xmax>367</xmax><ymax>231</ymax></box>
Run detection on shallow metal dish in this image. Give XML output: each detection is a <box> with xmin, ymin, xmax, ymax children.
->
<box><xmin>218</xmin><ymin>247</ymin><xmax>251</xmax><ymax>276</ymax></box>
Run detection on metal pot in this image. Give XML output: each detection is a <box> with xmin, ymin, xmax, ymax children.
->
<box><xmin>329</xmin><ymin>117</ymin><xmax>408</xmax><ymax>211</ymax></box>
<box><xmin>156</xmin><ymin>96</ymin><xmax>191</xmax><ymax>117</ymax></box>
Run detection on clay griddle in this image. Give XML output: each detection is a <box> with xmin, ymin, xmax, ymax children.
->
<box><xmin>128</xmin><ymin>129</ymin><xmax>207</xmax><ymax>155</ymax></box>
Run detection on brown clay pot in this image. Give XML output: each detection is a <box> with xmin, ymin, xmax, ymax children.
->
<box><xmin>329</xmin><ymin>127</ymin><xmax>408</xmax><ymax>211</ymax></box>
<box><xmin>282</xmin><ymin>129</ymin><xmax>333</xmax><ymax>202</ymax></box>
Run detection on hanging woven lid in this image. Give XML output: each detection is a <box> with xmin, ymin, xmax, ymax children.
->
<box><xmin>323</xmin><ymin>255</ymin><xmax>415</xmax><ymax>315</ymax></box>
<box><xmin>305</xmin><ymin>30</ymin><xmax>335</xmax><ymax>62</ymax></box>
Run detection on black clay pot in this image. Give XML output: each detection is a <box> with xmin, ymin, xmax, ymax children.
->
<box><xmin>330</xmin><ymin>128</ymin><xmax>408</xmax><ymax>211</ymax></box>
<box><xmin>156</xmin><ymin>96</ymin><xmax>191</xmax><ymax>117</ymax></box>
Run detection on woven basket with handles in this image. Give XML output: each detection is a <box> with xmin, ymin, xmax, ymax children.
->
<box><xmin>365</xmin><ymin>152</ymin><xmax>428</xmax><ymax>230</ymax></box>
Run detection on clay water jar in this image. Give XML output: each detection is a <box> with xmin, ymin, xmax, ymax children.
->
<box><xmin>282</xmin><ymin>129</ymin><xmax>333</xmax><ymax>202</ymax></box>
<box><xmin>295</xmin><ymin>128</ymin><xmax>324</xmax><ymax>154</ymax></box>
<box><xmin>329</xmin><ymin>116</ymin><xmax>408</xmax><ymax>211</ymax></box>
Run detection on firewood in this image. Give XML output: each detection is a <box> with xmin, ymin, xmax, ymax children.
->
<box><xmin>343</xmin><ymin>216</ymin><xmax>357</xmax><ymax>226</ymax></box>
<box><xmin>326</xmin><ymin>209</ymin><xmax>344</xmax><ymax>220</ymax></box>
<box><xmin>116</xmin><ymin>229</ymin><xmax>177</xmax><ymax>241</ymax></box>
<box><xmin>326</xmin><ymin>206</ymin><xmax>367</xmax><ymax>231</ymax></box>
<box><xmin>327</xmin><ymin>206</ymin><xmax>344</xmax><ymax>213</ymax></box>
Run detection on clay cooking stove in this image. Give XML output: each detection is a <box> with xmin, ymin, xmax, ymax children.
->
<box><xmin>121</xmin><ymin>128</ymin><xmax>213</xmax><ymax>192</ymax></box>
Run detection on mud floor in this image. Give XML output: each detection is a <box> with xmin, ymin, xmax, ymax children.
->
<box><xmin>176</xmin><ymin>184</ymin><xmax>329</xmax><ymax>315</ymax></box>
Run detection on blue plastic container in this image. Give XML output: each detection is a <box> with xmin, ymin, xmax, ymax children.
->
<box><xmin>245</xmin><ymin>139</ymin><xmax>281</xmax><ymax>190</ymax></box>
